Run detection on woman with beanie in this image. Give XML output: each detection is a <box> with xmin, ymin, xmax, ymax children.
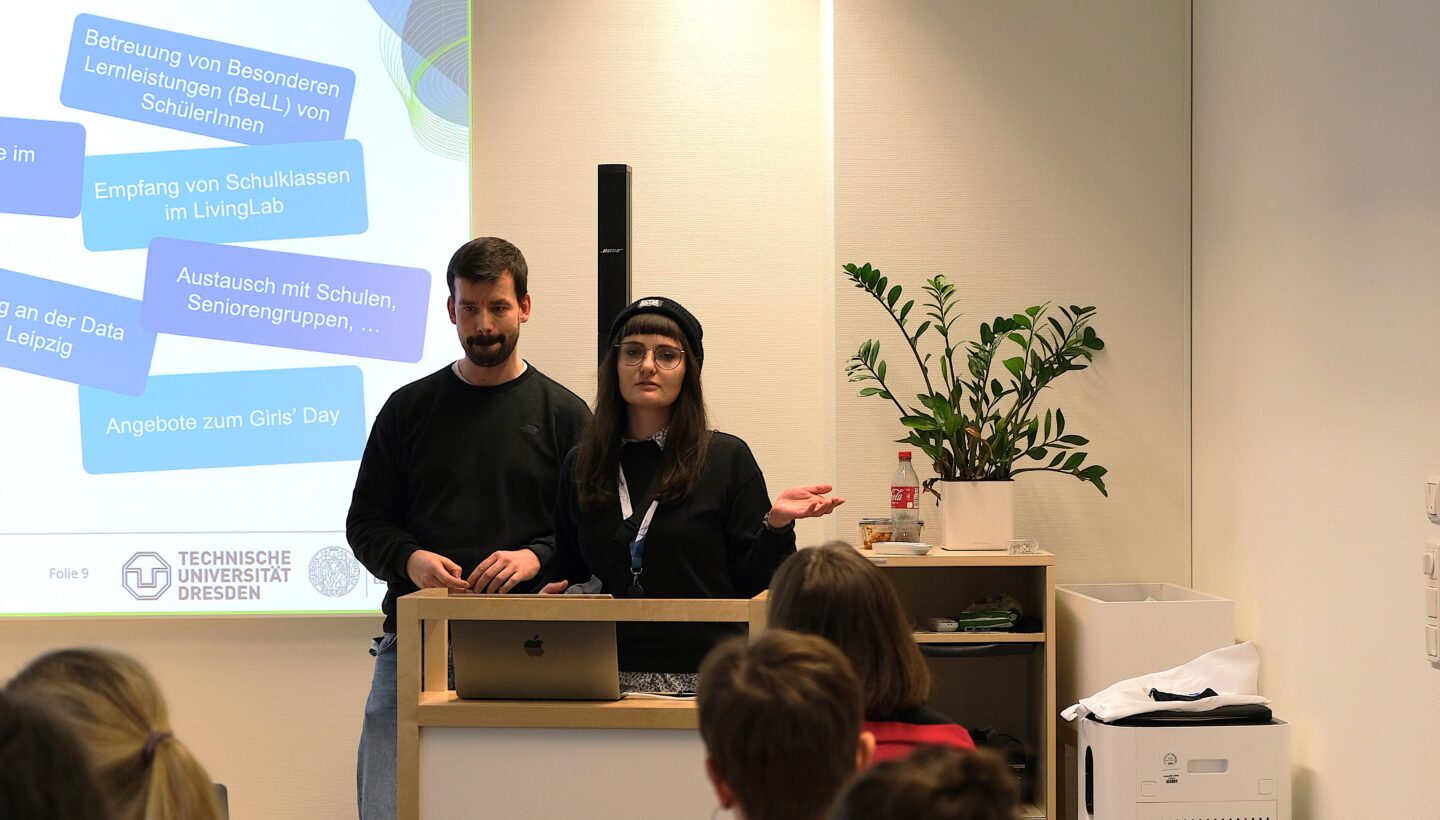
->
<box><xmin>545</xmin><ymin>296</ymin><xmax>844</xmax><ymax>690</ymax></box>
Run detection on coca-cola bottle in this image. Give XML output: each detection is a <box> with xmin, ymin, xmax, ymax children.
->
<box><xmin>890</xmin><ymin>451</ymin><xmax>920</xmax><ymax>542</ymax></box>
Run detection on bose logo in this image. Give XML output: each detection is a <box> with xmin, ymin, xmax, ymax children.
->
<box><xmin>639</xmin><ymin>299</ymin><xmax>662</xmax><ymax>308</ymax></box>
<box><xmin>601</xmin><ymin>248</ymin><xmax>624</xmax><ymax>253</ymax></box>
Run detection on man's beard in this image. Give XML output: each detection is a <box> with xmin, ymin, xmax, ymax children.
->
<box><xmin>463</xmin><ymin>332</ymin><xmax>518</xmax><ymax>368</ymax></box>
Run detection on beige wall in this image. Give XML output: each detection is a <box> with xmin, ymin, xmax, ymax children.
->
<box><xmin>835</xmin><ymin>0</ymin><xmax>1192</xmax><ymax>578</ymax></box>
<box><xmin>1193</xmin><ymin>1</ymin><xmax>1440</xmax><ymax>815</ymax></box>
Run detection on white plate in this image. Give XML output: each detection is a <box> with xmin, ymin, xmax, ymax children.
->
<box><xmin>873</xmin><ymin>541</ymin><xmax>933</xmax><ymax>556</ymax></box>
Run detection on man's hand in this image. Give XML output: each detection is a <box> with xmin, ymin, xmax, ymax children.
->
<box><xmin>467</xmin><ymin>548</ymin><xmax>541</xmax><ymax>594</ymax></box>
<box><xmin>766</xmin><ymin>484</ymin><xmax>846</xmax><ymax>529</ymax></box>
<box><xmin>539</xmin><ymin>580</ymin><xmax>570</xmax><ymax>595</ymax></box>
<box><xmin>406</xmin><ymin>550</ymin><xmax>469</xmax><ymax>591</ymax></box>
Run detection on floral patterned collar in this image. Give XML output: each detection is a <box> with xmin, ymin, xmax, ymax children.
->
<box><xmin>622</xmin><ymin>426</ymin><xmax>668</xmax><ymax>449</ymax></box>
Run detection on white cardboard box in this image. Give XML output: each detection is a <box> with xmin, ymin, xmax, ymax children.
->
<box><xmin>1057</xmin><ymin>583</ymin><xmax>1235</xmax><ymax>712</ymax></box>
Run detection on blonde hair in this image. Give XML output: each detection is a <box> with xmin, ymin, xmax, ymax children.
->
<box><xmin>0</xmin><ymin>690</ymin><xmax>112</xmax><ymax>820</ymax></box>
<box><xmin>6</xmin><ymin>649</ymin><xmax>224</xmax><ymax>820</ymax></box>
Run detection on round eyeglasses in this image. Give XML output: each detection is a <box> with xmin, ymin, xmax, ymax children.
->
<box><xmin>616</xmin><ymin>342</ymin><xmax>685</xmax><ymax>370</ymax></box>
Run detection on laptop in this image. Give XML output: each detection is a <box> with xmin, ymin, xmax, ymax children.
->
<box><xmin>451</xmin><ymin>607</ymin><xmax>620</xmax><ymax>701</ymax></box>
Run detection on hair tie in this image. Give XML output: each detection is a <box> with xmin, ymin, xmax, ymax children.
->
<box><xmin>142</xmin><ymin>730</ymin><xmax>172</xmax><ymax>764</ymax></box>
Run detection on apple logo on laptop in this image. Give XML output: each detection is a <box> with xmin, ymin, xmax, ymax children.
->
<box><xmin>524</xmin><ymin>635</ymin><xmax>544</xmax><ymax>657</ymax></box>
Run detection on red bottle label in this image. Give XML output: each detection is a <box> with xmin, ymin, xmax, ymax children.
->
<box><xmin>891</xmin><ymin>486</ymin><xmax>917</xmax><ymax>509</ymax></box>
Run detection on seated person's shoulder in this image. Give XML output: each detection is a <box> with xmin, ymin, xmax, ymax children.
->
<box><xmin>886</xmin><ymin>703</ymin><xmax>960</xmax><ymax>726</ymax></box>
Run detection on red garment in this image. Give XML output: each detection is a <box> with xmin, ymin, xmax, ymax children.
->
<box><xmin>864</xmin><ymin>705</ymin><xmax>977</xmax><ymax>765</ymax></box>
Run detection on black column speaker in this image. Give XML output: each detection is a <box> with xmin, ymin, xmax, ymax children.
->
<box><xmin>597</xmin><ymin>164</ymin><xmax>632</xmax><ymax>363</ymax></box>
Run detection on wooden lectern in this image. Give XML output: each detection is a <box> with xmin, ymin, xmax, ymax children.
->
<box><xmin>395</xmin><ymin>589</ymin><xmax>768</xmax><ymax>820</ymax></box>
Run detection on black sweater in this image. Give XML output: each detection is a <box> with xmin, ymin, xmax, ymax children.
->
<box><xmin>552</xmin><ymin>432</ymin><xmax>796</xmax><ymax>672</ymax></box>
<box><xmin>347</xmin><ymin>365</ymin><xmax>590</xmax><ymax>633</ymax></box>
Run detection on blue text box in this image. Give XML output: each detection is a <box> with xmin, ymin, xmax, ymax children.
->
<box><xmin>144</xmin><ymin>238</ymin><xmax>429</xmax><ymax>362</ymax></box>
<box><xmin>0</xmin><ymin>268</ymin><xmax>156</xmax><ymax>395</ymax></box>
<box><xmin>61</xmin><ymin>14</ymin><xmax>353</xmax><ymax>144</ymax></box>
<box><xmin>82</xmin><ymin>140</ymin><xmax>368</xmax><ymax>251</ymax></box>
<box><xmin>78</xmin><ymin>366</ymin><xmax>365</xmax><ymax>474</ymax></box>
<box><xmin>0</xmin><ymin>117</ymin><xmax>86</xmax><ymax>218</ymax></box>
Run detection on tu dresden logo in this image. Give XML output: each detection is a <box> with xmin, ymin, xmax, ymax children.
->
<box><xmin>121</xmin><ymin>552</ymin><xmax>171</xmax><ymax>601</ymax></box>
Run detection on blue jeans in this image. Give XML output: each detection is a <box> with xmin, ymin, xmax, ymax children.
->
<box><xmin>357</xmin><ymin>633</ymin><xmax>398</xmax><ymax>820</ymax></box>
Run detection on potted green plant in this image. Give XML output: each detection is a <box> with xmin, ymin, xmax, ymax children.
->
<box><xmin>843</xmin><ymin>262</ymin><xmax>1108</xmax><ymax>549</ymax></box>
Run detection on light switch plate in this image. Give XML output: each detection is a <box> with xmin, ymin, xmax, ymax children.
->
<box><xmin>1428</xmin><ymin>538</ymin><xmax>1439</xmax><ymax>666</ymax></box>
<box><xmin>1427</xmin><ymin>476</ymin><xmax>1440</xmax><ymax>523</ymax></box>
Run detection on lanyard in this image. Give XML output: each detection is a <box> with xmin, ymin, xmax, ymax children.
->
<box><xmin>617</xmin><ymin>467</ymin><xmax>659</xmax><ymax>595</ymax></box>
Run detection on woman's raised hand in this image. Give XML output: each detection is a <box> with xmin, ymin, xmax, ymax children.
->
<box><xmin>767</xmin><ymin>484</ymin><xmax>846</xmax><ymax>528</ymax></box>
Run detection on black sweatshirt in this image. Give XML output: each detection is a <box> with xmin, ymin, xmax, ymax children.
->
<box><xmin>347</xmin><ymin>365</ymin><xmax>590</xmax><ymax>634</ymax></box>
<box><xmin>552</xmin><ymin>432</ymin><xmax>796</xmax><ymax>672</ymax></box>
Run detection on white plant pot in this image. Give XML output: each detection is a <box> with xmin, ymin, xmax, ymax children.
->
<box><xmin>937</xmin><ymin>480</ymin><xmax>1015</xmax><ymax>550</ymax></box>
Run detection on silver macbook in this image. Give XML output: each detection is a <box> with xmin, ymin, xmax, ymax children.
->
<box><xmin>451</xmin><ymin>614</ymin><xmax>620</xmax><ymax>701</ymax></box>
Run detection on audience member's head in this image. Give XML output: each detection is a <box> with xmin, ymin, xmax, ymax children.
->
<box><xmin>830</xmin><ymin>745</ymin><xmax>1021</xmax><ymax>820</ymax></box>
<box><xmin>6</xmin><ymin>649</ymin><xmax>224</xmax><ymax>820</ymax></box>
<box><xmin>697</xmin><ymin>630</ymin><xmax>875</xmax><ymax>820</ymax></box>
<box><xmin>768</xmin><ymin>542</ymin><xmax>930</xmax><ymax>718</ymax></box>
<box><xmin>0</xmin><ymin>689</ymin><xmax>113</xmax><ymax>820</ymax></box>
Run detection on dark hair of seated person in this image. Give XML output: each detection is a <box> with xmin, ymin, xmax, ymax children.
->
<box><xmin>830</xmin><ymin>745</ymin><xmax>1021</xmax><ymax>820</ymax></box>
<box><xmin>698</xmin><ymin>630</ymin><xmax>870</xmax><ymax>820</ymax></box>
<box><xmin>0</xmin><ymin>689</ymin><xmax>114</xmax><ymax>820</ymax></box>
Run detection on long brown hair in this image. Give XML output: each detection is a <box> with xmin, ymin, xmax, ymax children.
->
<box><xmin>575</xmin><ymin>312</ymin><xmax>710</xmax><ymax>511</ymax></box>
<box><xmin>7</xmin><ymin>649</ymin><xmax>225</xmax><ymax>820</ymax></box>
<box><xmin>768</xmin><ymin>543</ymin><xmax>931</xmax><ymax>718</ymax></box>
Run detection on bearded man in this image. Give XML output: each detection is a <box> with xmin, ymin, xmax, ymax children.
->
<box><xmin>346</xmin><ymin>236</ymin><xmax>590</xmax><ymax>820</ymax></box>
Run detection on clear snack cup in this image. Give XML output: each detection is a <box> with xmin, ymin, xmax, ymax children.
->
<box><xmin>857</xmin><ymin>518</ymin><xmax>892</xmax><ymax>550</ymax></box>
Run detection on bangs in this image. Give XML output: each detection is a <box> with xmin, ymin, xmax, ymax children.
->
<box><xmin>619</xmin><ymin>313</ymin><xmax>684</xmax><ymax>347</ymax></box>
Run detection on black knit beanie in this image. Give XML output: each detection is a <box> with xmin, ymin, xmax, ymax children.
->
<box><xmin>607</xmin><ymin>296</ymin><xmax>704</xmax><ymax>365</ymax></box>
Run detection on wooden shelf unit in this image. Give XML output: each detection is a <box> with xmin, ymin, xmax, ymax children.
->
<box><xmin>867</xmin><ymin>548</ymin><xmax>1056</xmax><ymax>820</ymax></box>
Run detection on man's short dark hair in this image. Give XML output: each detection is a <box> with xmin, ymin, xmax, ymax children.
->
<box><xmin>698</xmin><ymin>630</ymin><xmax>864</xmax><ymax>820</ymax></box>
<box><xmin>446</xmin><ymin>237</ymin><xmax>528</xmax><ymax>299</ymax></box>
<box><xmin>831</xmin><ymin>745</ymin><xmax>1021</xmax><ymax>820</ymax></box>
